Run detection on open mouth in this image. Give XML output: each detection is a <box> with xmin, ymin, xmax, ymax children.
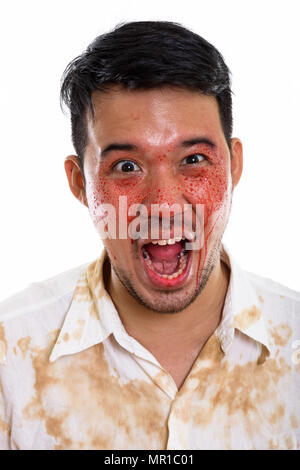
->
<box><xmin>140</xmin><ymin>237</ymin><xmax>193</xmax><ymax>288</ymax></box>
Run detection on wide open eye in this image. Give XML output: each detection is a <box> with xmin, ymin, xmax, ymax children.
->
<box><xmin>181</xmin><ymin>154</ymin><xmax>206</xmax><ymax>165</ymax></box>
<box><xmin>113</xmin><ymin>160</ymin><xmax>141</xmax><ymax>173</ymax></box>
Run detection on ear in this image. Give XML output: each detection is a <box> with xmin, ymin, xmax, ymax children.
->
<box><xmin>64</xmin><ymin>155</ymin><xmax>88</xmax><ymax>207</ymax></box>
<box><xmin>230</xmin><ymin>138</ymin><xmax>243</xmax><ymax>189</ymax></box>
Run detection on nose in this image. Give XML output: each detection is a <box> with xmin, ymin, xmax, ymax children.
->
<box><xmin>138</xmin><ymin>166</ymin><xmax>190</xmax><ymax>240</ymax></box>
<box><xmin>142</xmin><ymin>165</ymin><xmax>187</xmax><ymax>209</ymax></box>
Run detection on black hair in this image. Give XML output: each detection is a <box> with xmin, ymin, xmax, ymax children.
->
<box><xmin>60</xmin><ymin>21</ymin><xmax>233</xmax><ymax>172</ymax></box>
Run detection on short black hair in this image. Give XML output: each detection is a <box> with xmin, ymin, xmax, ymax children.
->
<box><xmin>60</xmin><ymin>21</ymin><xmax>233</xmax><ymax>172</ymax></box>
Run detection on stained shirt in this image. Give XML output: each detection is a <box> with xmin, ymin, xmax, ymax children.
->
<box><xmin>0</xmin><ymin>245</ymin><xmax>299</xmax><ymax>450</ymax></box>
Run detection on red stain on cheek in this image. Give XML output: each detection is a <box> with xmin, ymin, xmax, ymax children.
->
<box><xmin>174</xmin><ymin>150</ymin><xmax>229</xmax><ymax>289</ymax></box>
<box><xmin>88</xmin><ymin>172</ymin><xmax>149</xmax><ymax>223</ymax></box>
<box><xmin>186</xmin><ymin>166</ymin><xmax>227</xmax><ymax>218</ymax></box>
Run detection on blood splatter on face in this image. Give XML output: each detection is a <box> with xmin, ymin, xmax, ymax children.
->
<box><xmin>83</xmin><ymin>85</ymin><xmax>234</xmax><ymax>312</ymax></box>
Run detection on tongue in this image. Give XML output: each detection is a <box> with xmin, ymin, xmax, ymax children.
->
<box><xmin>144</xmin><ymin>241</ymin><xmax>182</xmax><ymax>275</ymax></box>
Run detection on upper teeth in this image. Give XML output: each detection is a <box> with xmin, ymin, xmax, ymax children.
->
<box><xmin>151</xmin><ymin>237</ymin><xmax>183</xmax><ymax>245</ymax></box>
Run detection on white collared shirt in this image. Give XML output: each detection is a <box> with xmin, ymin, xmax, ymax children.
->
<box><xmin>0</xmin><ymin>245</ymin><xmax>299</xmax><ymax>450</ymax></box>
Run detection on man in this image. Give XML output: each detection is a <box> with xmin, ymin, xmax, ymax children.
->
<box><xmin>0</xmin><ymin>21</ymin><xmax>299</xmax><ymax>450</ymax></box>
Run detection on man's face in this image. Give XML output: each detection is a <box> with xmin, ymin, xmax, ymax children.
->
<box><xmin>80</xmin><ymin>86</ymin><xmax>241</xmax><ymax>313</ymax></box>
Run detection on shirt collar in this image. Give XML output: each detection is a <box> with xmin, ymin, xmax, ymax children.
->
<box><xmin>49</xmin><ymin>248</ymin><xmax>132</xmax><ymax>362</ymax></box>
<box><xmin>50</xmin><ymin>244</ymin><xmax>273</xmax><ymax>363</ymax></box>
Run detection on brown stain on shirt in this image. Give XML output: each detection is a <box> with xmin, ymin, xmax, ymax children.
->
<box><xmin>72</xmin><ymin>257</ymin><xmax>112</xmax><ymax>323</ymax></box>
<box><xmin>87</xmin><ymin>257</ymin><xmax>107</xmax><ymax>301</ymax></box>
<box><xmin>269</xmin><ymin>404</ymin><xmax>285</xmax><ymax>425</ymax></box>
<box><xmin>88</xmin><ymin>303</ymin><xmax>98</xmax><ymax>319</ymax></box>
<box><xmin>0</xmin><ymin>378</ymin><xmax>10</xmax><ymax>436</ymax></box>
<box><xmin>17</xmin><ymin>336</ymin><xmax>31</xmax><ymax>360</ymax></box>
<box><xmin>0</xmin><ymin>414</ymin><xmax>10</xmax><ymax>436</ymax></box>
<box><xmin>0</xmin><ymin>372</ymin><xmax>11</xmax><ymax>439</ymax></box>
<box><xmin>72</xmin><ymin>319</ymin><xmax>85</xmax><ymax>341</ymax></box>
<box><xmin>73</xmin><ymin>260</ymin><xmax>103</xmax><ymax>319</ymax></box>
<box><xmin>269</xmin><ymin>323</ymin><xmax>292</xmax><ymax>347</ymax></box>
<box><xmin>0</xmin><ymin>323</ymin><xmax>7</xmax><ymax>366</ymax></box>
<box><xmin>290</xmin><ymin>414</ymin><xmax>298</xmax><ymax>429</ymax></box>
<box><xmin>174</xmin><ymin>334</ymin><xmax>290</xmax><ymax>442</ymax></box>
<box><xmin>22</xmin><ymin>329</ymin><xmax>71</xmax><ymax>449</ymax></box>
<box><xmin>234</xmin><ymin>305</ymin><xmax>261</xmax><ymax>330</ymax></box>
<box><xmin>73</xmin><ymin>285</ymin><xmax>91</xmax><ymax>303</ymax></box>
<box><xmin>269</xmin><ymin>438</ymin><xmax>281</xmax><ymax>449</ymax></box>
<box><xmin>22</xmin><ymin>335</ymin><xmax>169</xmax><ymax>450</ymax></box>
<box><xmin>285</xmin><ymin>436</ymin><xmax>294</xmax><ymax>449</ymax></box>
<box><xmin>62</xmin><ymin>333</ymin><xmax>70</xmax><ymax>342</ymax></box>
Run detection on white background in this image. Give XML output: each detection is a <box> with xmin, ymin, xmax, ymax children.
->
<box><xmin>0</xmin><ymin>0</ymin><xmax>299</xmax><ymax>301</ymax></box>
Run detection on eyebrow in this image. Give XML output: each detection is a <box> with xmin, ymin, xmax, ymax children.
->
<box><xmin>101</xmin><ymin>143</ymin><xmax>138</xmax><ymax>157</ymax></box>
<box><xmin>180</xmin><ymin>137</ymin><xmax>217</xmax><ymax>150</ymax></box>
<box><xmin>101</xmin><ymin>136</ymin><xmax>216</xmax><ymax>157</ymax></box>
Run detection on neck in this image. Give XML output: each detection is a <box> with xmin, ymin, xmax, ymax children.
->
<box><xmin>106</xmin><ymin>253</ymin><xmax>230</xmax><ymax>354</ymax></box>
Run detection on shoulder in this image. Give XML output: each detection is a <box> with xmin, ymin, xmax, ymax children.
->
<box><xmin>246</xmin><ymin>270</ymin><xmax>300</xmax><ymax>311</ymax></box>
<box><xmin>223</xmin><ymin>244</ymin><xmax>300</xmax><ymax>324</ymax></box>
<box><xmin>245</xmin><ymin>270</ymin><xmax>300</xmax><ymax>344</ymax></box>
<box><xmin>224</xmin><ymin>240</ymin><xmax>300</xmax><ymax>352</ymax></box>
<box><xmin>0</xmin><ymin>262</ymin><xmax>90</xmax><ymax>351</ymax></box>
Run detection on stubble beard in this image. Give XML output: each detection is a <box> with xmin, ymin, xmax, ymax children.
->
<box><xmin>109</xmin><ymin>239</ymin><xmax>222</xmax><ymax>314</ymax></box>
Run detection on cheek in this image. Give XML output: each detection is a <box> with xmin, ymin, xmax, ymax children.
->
<box><xmin>183</xmin><ymin>163</ymin><xmax>230</xmax><ymax>222</ymax></box>
<box><xmin>86</xmin><ymin>174</ymin><xmax>149</xmax><ymax>224</ymax></box>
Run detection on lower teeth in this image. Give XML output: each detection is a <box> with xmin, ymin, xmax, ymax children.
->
<box><xmin>144</xmin><ymin>251</ymin><xmax>188</xmax><ymax>279</ymax></box>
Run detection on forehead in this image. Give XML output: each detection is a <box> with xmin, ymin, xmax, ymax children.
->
<box><xmin>88</xmin><ymin>85</ymin><xmax>226</xmax><ymax>149</ymax></box>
